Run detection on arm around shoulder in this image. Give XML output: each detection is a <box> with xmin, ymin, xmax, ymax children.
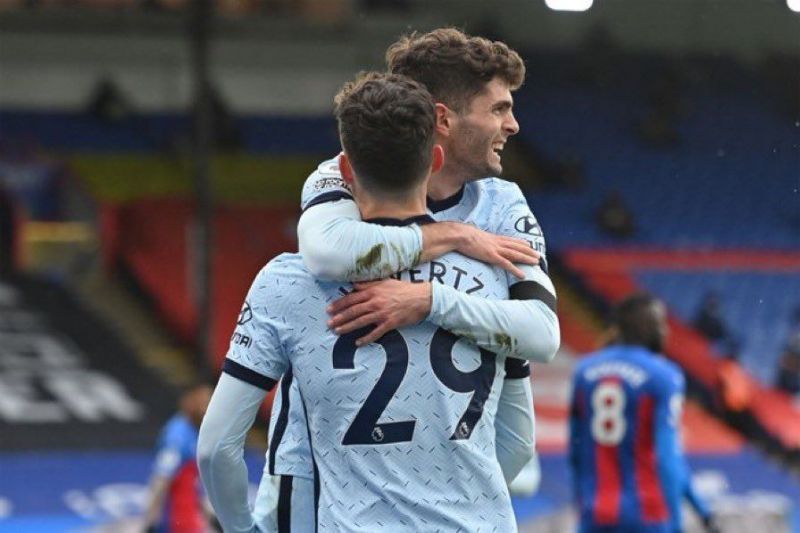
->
<box><xmin>297</xmin><ymin>200</ymin><xmax>423</xmax><ymax>281</ymax></box>
<box><xmin>429</xmin><ymin>284</ymin><xmax>560</xmax><ymax>362</ymax></box>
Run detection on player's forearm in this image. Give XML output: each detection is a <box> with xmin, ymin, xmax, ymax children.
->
<box><xmin>142</xmin><ymin>477</ymin><xmax>169</xmax><ymax>528</ymax></box>
<box><xmin>495</xmin><ymin>378</ymin><xmax>535</xmax><ymax>482</ymax></box>
<box><xmin>298</xmin><ymin>200</ymin><xmax>423</xmax><ymax>281</ymax></box>
<box><xmin>417</xmin><ymin>222</ymin><xmax>471</xmax><ymax>264</ymax></box>
<box><xmin>197</xmin><ymin>374</ymin><xmax>266</xmax><ymax>533</ymax></box>
<box><xmin>681</xmin><ymin>457</ymin><xmax>712</xmax><ymax>520</ymax></box>
<box><xmin>428</xmin><ymin>284</ymin><xmax>560</xmax><ymax>361</ymax></box>
<box><xmin>568</xmin><ymin>410</ymin><xmax>581</xmax><ymax>503</ymax></box>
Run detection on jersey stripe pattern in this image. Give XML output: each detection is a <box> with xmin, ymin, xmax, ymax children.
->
<box><xmin>153</xmin><ymin>415</ymin><xmax>205</xmax><ymax>532</ymax></box>
<box><xmin>569</xmin><ymin>345</ymin><xmax>686</xmax><ymax>533</ymax></box>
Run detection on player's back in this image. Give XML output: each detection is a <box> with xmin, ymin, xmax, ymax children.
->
<box><xmin>570</xmin><ymin>345</ymin><xmax>683</xmax><ymax>532</ymax></box>
<box><xmin>266</xmin><ymin>245</ymin><xmax>516</xmax><ymax>532</ymax></box>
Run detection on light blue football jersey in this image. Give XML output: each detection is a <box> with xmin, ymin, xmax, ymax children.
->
<box><xmin>226</xmin><ymin>237</ymin><xmax>518</xmax><ymax>531</ymax></box>
<box><xmin>268</xmin><ymin>156</ymin><xmax>554</xmax><ymax>482</ymax></box>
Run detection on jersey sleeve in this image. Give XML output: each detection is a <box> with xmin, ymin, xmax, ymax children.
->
<box><xmin>493</xmin><ymin>182</ymin><xmax>556</xmax><ymax>304</ymax></box>
<box><xmin>567</xmin><ymin>370</ymin><xmax>584</xmax><ymax>505</ymax></box>
<box><xmin>494</xmin><ymin>376</ymin><xmax>535</xmax><ymax>482</ymax></box>
<box><xmin>296</xmin><ymin>159</ymin><xmax>424</xmax><ymax>281</ymax></box>
<box><xmin>300</xmin><ymin>156</ymin><xmax>353</xmax><ymax>211</ymax></box>
<box><xmin>223</xmin><ymin>261</ymin><xmax>292</xmax><ymax>390</ymax></box>
<box><xmin>428</xmin><ymin>284</ymin><xmax>559</xmax><ymax>362</ymax></box>
<box><xmin>662</xmin><ymin>365</ymin><xmax>712</xmax><ymax>522</ymax></box>
<box><xmin>152</xmin><ymin>423</ymin><xmax>186</xmax><ymax>479</ymax></box>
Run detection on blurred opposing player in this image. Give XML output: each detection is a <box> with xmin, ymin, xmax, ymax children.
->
<box><xmin>569</xmin><ymin>293</ymin><xmax>713</xmax><ymax>533</ymax></box>
<box><xmin>199</xmin><ymin>72</ymin><xmax>528</xmax><ymax>531</ymax></box>
<box><xmin>142</xmin><ymin>383</ymin><xmax>213</xmax><ymax>533</ymax></box>
<box><xmin>259</xmin><ymin>28</ymin><xmax>559</xmax><ymax>530</ymax></box>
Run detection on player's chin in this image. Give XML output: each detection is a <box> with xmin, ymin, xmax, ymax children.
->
<box><xmin>487</xmin><ymin>152</ymin><xmax>503</xmax><ymax>176</ymax></box>
<box><xmin>486</xmin><ymin>160</ymin><xmax>502</xmax><ymax>177</ymax></box>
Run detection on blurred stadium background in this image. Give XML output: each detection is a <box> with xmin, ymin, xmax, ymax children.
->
<box><xmin>0</xmin><ymin>0</ymin><xmax>798</xmax><ymax>531</ymax></box>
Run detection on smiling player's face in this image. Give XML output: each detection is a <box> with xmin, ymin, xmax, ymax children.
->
<box><xmin>446</xmin><ymin>77</ymin><xmax>520</xmax><ymax>181</ymax></box>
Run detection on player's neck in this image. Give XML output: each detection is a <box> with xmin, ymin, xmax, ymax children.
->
<box><xmin>427</xmin><ymin>166</ymin><xmax>465</xmax><ymax>201</ymax></box>
<box><xmin>357</xmin><ymin>193</ymin><xmax>428</xmax><ymax>221</ymax></box>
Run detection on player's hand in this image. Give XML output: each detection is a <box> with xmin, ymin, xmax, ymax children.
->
<box><xmin>456</xmin><ymin>224</ymin><xmax>540</xmax><ymax>279</ymax></box>
<box><xmin>327</xmin><ymin>279</ymin><xmax>432</xmax><ymax>346</ymax></box>
<box><xmin>702</xmin><ymin>514</ymin><xmax>722</xmax><ymax>533</ymax></box>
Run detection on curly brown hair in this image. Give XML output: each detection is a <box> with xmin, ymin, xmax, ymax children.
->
<box><xmin>334</xmin><ymin>72</ymin><xmax>436</xmax><ymax>197</ymax></box>
<box><xmin>386</xmin><ymin>27</ymin><xmax>526</xmax><ymax>113</ymax></box>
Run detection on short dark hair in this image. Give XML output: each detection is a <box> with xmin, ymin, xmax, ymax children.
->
<box><xmin>334</xmin><ymin>72</ymin><xmax>436</xmax><ymax>197</ymax></box>
<box><xmin>386</xmin><ymin>27</ymin><xmax>526</xmax><ymax>112</ymax></box>
<box><xmin>611</xmin><ymin>292</ymin><xmax>666</xmax><ymax>353</ymax></box>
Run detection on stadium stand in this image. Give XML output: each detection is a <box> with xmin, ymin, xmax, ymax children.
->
<box><xmin>515</xmin><ymin>54</ymin><xmax>798</xmax><ymax>249</ymax></box>
<box><xmin>0</xmin><ymin>274</ymin><xmax>177</xmax><ymax>450</ymax></box>
<box><xmin>1</xmin><ymin>48</ymin><xmax>797</xmax><ymax>529</ymax></box>
<box><xmin>637</xmin><ymin>271</ymin><xmax>800</xmax><ymax>385</ymax></box>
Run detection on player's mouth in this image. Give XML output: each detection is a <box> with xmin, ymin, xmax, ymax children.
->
<box><xmin>491</xmin><ymin>143</ymin><xmax>504</xmax><ymax>161</ymax></box>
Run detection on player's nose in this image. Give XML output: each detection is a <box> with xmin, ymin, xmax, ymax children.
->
<box><xmin>504</xmin><ymin>111</ymin><xmax>520</xmax><ymax>136</ymax></box>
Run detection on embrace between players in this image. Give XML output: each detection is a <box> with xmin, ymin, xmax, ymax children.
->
<box><xmin>197</xmin><ymin>27</ymin><xmax>707</xmax><ymax>533</ymax></box>
<box><xmin>199</xmin><ymin>28</ymin><xmax>558</xmax><ymax>532</ymax></box>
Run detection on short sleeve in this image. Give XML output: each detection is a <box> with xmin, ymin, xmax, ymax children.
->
<box><xmin>223</xmin><ymin>262</ymin><xmax>293</xmax><ymax>390</ymax></box>
<box><xmin>152</xmin><ymin>423</ymin><xmax>188</xmax><ymax>478</ymax></box>
<box><xmin>300</xmin><ymin>156</ymin><xmax>353</xmax><ymax>211</ymax></box>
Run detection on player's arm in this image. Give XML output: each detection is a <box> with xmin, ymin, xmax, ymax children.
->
<box><xmin>197</xmin><ymin>265</ymin><xmax>288</xmax><ymax>533</ymax></box>
<box><xmin>658</xmin><ymin>371</ymin><xmax>713</xmax><ymax>529</ymax></box>
<box><xmin>198</xmin><ymin>374</ymin><xmax>268</xmax><ymax>533</ymax></box>
<box><xmin>681</xmin><ymin>458</ymin><xmax>713</xmax><ymax>528</ymax></box>
<box><xmin>568</xmin><ymin>376</ymin><xmax>583</xmax><ymax>507</ymax></box>
<box><xmin>142</xmin><ymin>428</ymin><xmax>185</xmax><ymax>530</ymax></box>
<box><xmin>141</xmin><ymin>475</ymin><xmax>171</xmax><ymax>531</ymax></box>
<box><xmin>327</xmin><ymin>262</ymin><xmax>559</xmax><ymax>361</ymax></box>
<box><xmin>494</xmin><ymin>366</ymin><xmax>536</xmax><ymax>483</ymax></box>
<box><xmin>426</xmin><ymin>186</ymin><xmax>560</xmax><ymax>361</ymax></box>
<box><xmin>326</xmin><ymin>187</ymin><xmax>559</xmax><ymax>361</ymax></box>
<box><xmin>298</xmin><ymin>159</ymin><xmax>538</xmax><ymax>281</ymax></box>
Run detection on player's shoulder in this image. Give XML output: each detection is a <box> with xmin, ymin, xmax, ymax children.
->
<box><xmin>573</xmin><ymin>348</ymin><xmax>609</xmax><ymax>377</ymax></box>
<box><xmin>574</xmin><ymin>345</ymin><xmax>640</xmax><ymax>376</ymax></box>
<box><xmin>259</xmin><ymin>253</ymin><xmax>315</xmax><ymax>286</ymax></box>
<box><xmin>649</xmin><ymin>353</ymin><xmax>684</xmax><ymax>384</ymax></box>
<box><xmin>305</xmin><ymin>156</ymin><xmax>343</xmax><ymax>185</ymax></box>
<box><xmin>161</xmin><ymin>414</ymin><xmax>195</xmax><ymax>445</ymax></box>
<box><xmin>300</xmin><ymin>155</ymin><xmax>351</xmax><ymax>210</ymax></box>
<box><xmin>472</xmin><ymin>177</ymin><xmax>525</xmax><ymax>201</ymax></box>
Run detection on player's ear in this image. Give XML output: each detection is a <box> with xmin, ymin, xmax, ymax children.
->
<box><xmin>338</xmin><ymin>153</ymin><xmax>355</xmax><ymax>185</ymax></box>
<box><xmin>430</xmin><ymin>144</ymin><xmax>445</xmax><ymax>174</ymax></box>
<box><xmin>434</xmin><ymin>103</ymin><xmax>451</xmax><ymax>137</ymax></box>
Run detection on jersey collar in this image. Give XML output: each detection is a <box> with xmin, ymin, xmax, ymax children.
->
<box><xmin>426</xmin><ymin>185</ymin><xmax>465</xmax><ymax>214</ymax></box>
<box><xmin>363</xmin><ymin>214</ymin><xmax>436</xmax><ymax>226</ymax></box>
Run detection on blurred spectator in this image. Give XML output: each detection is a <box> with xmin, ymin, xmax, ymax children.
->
<box><xmin>716</xmin><ymin>352</ymin><xmax>753</xmax><ymax>414</ymax></box>
<box><xmin>636</xmin><ymin>109</ymin><xmax>680</xmax><ymax>148</ymax></box>
<box><xmin>776</xmin><ymin>350</ymin><xmax>800</xmax><ymax>395</ymax></box>
<box><xmin>87</xmin><ymin>78</ymin><xmax>133</xmax><ymax>123</ymax></box>
<box><xmin>188</xmin><ymin>86</ymin><xmax>242</xmax><ymax>152</ymax></box>
<box><xmin>775</xmin><ymin>308</ymin><xmax>800</xmax><ymax>395</ymax></box>
<box><xmin>693</xmin><ymin>292</ymin><xmax>727</xmax><ymax>340</ymax></box>
<box><xmin>0</xmin><ymin>183</ymin><xmax>15</xmax><ymax>277</ymax></box>
<box><xmin>595</xmin><ymin>191</ymin><xmax>636</xmax><ymax>239</ymax></box>
<box><xmin>142</xmin><ymin>383</ymin><xmax>215</xmax><ymax>533</ymax></box>
<box><xmin>692</xmin><ymin>291</ymin><xmax>739</xmax><ymax>358</ymax></box>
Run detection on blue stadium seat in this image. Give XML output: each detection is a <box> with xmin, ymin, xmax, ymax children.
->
<box><xmin>636</xmin><ymin>271</ymin><xmax>800</xmax><ymax>385</ymax></box>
